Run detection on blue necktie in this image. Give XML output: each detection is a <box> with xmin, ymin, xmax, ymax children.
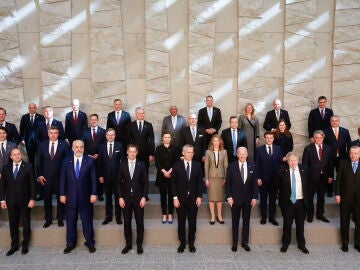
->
<box><xmin>13</xmin><ymin>164</ymin><xmax>19</xmax><ymax>180</ymax></box>
<box><xmin>75</xmin><ymin>159</ymin><xmax>80</xmax><ymax>178</ymax></box>
<box><xmin>353</xmin><ymin>162</ymin><xmax>358</xmax><ymax>174</ymax></box>
<box><xmin>291</xmin><ymin>169</ymin><xmax>297</xmax><ymax>204</ymax></box>
<box><xmin>232</xmin><ymin>130</ymin><xmax>237</xmax><ymax>156</ymax></box>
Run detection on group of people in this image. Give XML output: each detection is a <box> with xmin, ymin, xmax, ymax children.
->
<box><xmin>0</xmin><ymin>95</ymin><xmax>359</xmax><ymax>256</ymax></box>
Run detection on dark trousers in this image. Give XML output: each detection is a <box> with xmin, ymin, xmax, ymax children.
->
<box><xmin>8</xmin><ymin>204</ymin><xmax>31</xmax><ymax>249</ymax></box>
<box><xmin>231</xmin><ymin>204</ymin><xmax>251</xmax><ymax>245</ymax></box>
<box><xmin>44</xmin><ymin>180</ymin><xmax>64</xmax><ymax>222</ymax></box>
<box><xmin>123</xmin><ymin>195</ymin><xmax>144</xmax><ymax>247</ymax></box>
<box><xmin>104</xmin><ymin>180</ymin><xmax>122</xmax><ymax>221</ymax></box>
<box><xmin>339</xmin><ymin>202</ymin><xmax>360</xmax><ymax>245</ymax></box>
<box><xmin>259</xmin><ymin>181</ymin><xmax>276</xmax><ymax>220</ymax></box>
<box><xmin>159</xmin><ymin>183</ymin><xmax>173</xmax><ymax>215</ymax></box>
<box><xmin>308</xmin><ymin>176</ymin><xmax>326</xmax><ymax>219</ymax></box>
<box><xmin>281</xmin><ymin>199</ymin><xmax>306</xmax><ymax>247</ymax></box>
<box><xmin>65</xmin><ymin>205</ymin><xmax>94</xmax><ymax>248</ymax></box>
<box><xmin>176</xmin><ymin>197</ymin><xmax>198</xmax><ymax>245</ymax></box>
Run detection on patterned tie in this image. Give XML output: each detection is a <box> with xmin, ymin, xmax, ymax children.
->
<box><xmin>191</xmin><ymin>127</ymin><xmax>196</xmax><ymax>141</ymax></box>
<box><xmin>130</xmin><ymin>161</ymin><xmax>135</xmax><ymax>179</ymax></box>
<box><xmin>291</xmin><ymin>169</ymin><xmax>297</xmax><ymax>204</ymax></box>
<box><xmin>30</xmin><ymin>115</ymin><xmax>34</xmax><ymax>125</ymax></box>
<box><xmin>13</xmin><ymin>164</ymin><xmax>19</xmax><ymax>180</ymax></box>
<box><xmin>47</xmin><ymin>121</ymin><xmax>50</xmax><ymax>130</ymax></box>
<box><xmin>75</xmin><ymin>159</ymin><xmax>80</xmax><ymax>178</ymax></box>
<box><xmin>318</xmin><ymin>145</ymin><xmax>323</xmax><ymax>161</ymax></box>
<box><xmin>74</xmin><ymin>111</ymin><xmax>77</xmax><ymax>124</ymax></box>
<box><xmin>232</xmin><ymin>130</ymin><xmax>237</xmax><ymax>156</ymax></box>
<box><xmin>109</xmin><ymin>143</ymin><xmax>113</xmax><ymax>158</ymax></box>
<box><xmin>241</xmin><ymin>163</ymin><xmax>245</xmax><ymax>183</ymax></box>
<box><xmin>92</xmin><ymin>128</ymin><xmax>96</xmax><ymax>141</ymax></box>
<box><xmin>0</xmin><ymin>142</ymin><xmax>5</xmax><ymax>158</ymax></box>
<box><xmin>186</xmin><ymin>162</ymin><xmax>190</xmax><ymax>181</ymax></box>
<box><xmin>268</xmin><ymin>146</ymin><xmax>272</xmax><ymax>156</ymax></box>
<box><xmin>353</xmin><ymin>162</ymin><xmax>358</xmax><ymax>174</ymax></box>
<box><xmin>139</xmin><ymin>121</ymin><xmax>142</xmax><ymax>133</ymax></box>
<box><xmin>50</xmin><ymin>142</ymin><xmax>55</xmax><ymax>159</ymax></box>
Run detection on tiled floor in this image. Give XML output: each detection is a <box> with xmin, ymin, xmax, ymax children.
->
<box><xmin>1</xmin><ymin>244</ymin><xmax>359</xmax><ymax>270</ymax></box>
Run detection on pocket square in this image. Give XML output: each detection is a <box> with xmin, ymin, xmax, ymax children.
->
<box><xmin>199</xmin><ymin>135</ymin><xmax>203</xmax><ymax>137</ymax></box>
<box><xmin>249</xmin><ymin>171</ymin><xmax>253</xmax><ymax>174</ymax></box>
<box><xmin>115</xmin><ymin>150</ymin><xmax>120</xmax><ymax>153</ymax></box>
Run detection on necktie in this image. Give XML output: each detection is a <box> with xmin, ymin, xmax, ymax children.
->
<box><xmin>172</xmin><ymin>117</ymin><xmax>176</xmax><ymax>129</ymax></box>
<box><xmin>47</xmin><ymin>121</ymin><xmax>50</xmax><ymax>130</ymax></box>
<box><xmin>30</xmin><ymin>115</ymin><xmax>34</xmax><ymax>125</ymax></box>
<box><xmin>335</xmin><ymin>128</ymin><xmax>339</xmax><ymax>140</ymax></box>
<box><xmin>276</xmin><ymin>110</ymin><xmax>280</xmax><ymax>121</ymax></box>
<box><xmin>116</xmin><ymin>111</ymin><xmax>120</xmax><ymax>124</ymax></box>
<box><xmin>321</xmin><ymin>109</ymin><xmax>324</xmax><ymax>120</ymax></box>
<box><xmin>186</xmin><ymin>162</ymin><xmax>190</xmax><ymax>180</ymax></box>
<box><xmin>208</xmin><ymin>108</ymin><xmax>212</xmax><ymax>121</ymax></box>
<box><xmin>109</xmin><ymin>143</ymin><xmax>113</xmax><ymax>158</ymax></box>
<box><xmin>318</xmin><ymin>145</ymin><xmax>323</xmax><ymax>161</ymax></box>
<box><xmin>13</xmin><ymin>164</ymin><xmax>19</xmax><ymax>179</ymax></box>
<box><xmin>268</xmin><ymin>146</ymin><xmax>272</xmax><ymax>156</ymax></box>
<box><xmin>139</xmin><ymin>121</ymin><xmax>142</xmax><ymax>133</ymax></box>
<box><xmin>191</xmin><ymin>127</ymin><xmax>196</xmax><ymax>141</ymax></box>
<box><xmin>74</xmin><ymin>111</ymin><xmax>77</xmax><ymax>124</ymax></box>
<box><xmin>291</xmin><ymin>169</ymin><xmax>297</xmax><ymax>204</ymax></box>
<box><xmin>0</xmin><ymin>123</ymin><xmax>3</xmax><ymax>127</ymax></box>
<box><xmin>92</xmin><ymin>128</ymin><xmax>96</xmax><ymax>141</ymax></box>
<box><xmin>75</xmin><ymin>159</ymin><xmax>80</xmax><ymax>178</ymax></box>
<box><xmin>0</xmin><ymin>142</ymin><xmax>5</xmax><ymax>158</ymax></box>
<box><xmin>241</xmin><ymin>163</ymin><xmax>245</xmax><ymax>183</ymax></box>
<box><xmin>353</xmin><ymin>162</ymin><xmax>358</xmax><ymax>174</ymax></box>
<box><xmin>232</xmin><ymin>130</ymin><xmax>237</xmax><ymax>156</ymax></box>
<box><xmin>50</xmin><ymin>142</ymin><xmax>55</xmax><ymax>159</ymax></box>
<box><xmin>130</xmin><ymin>161</ymin><xmax>135</xmax><ymax>179</ymax></box>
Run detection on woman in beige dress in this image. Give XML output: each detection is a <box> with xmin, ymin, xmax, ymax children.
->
<box><xmin>204</xmin><ymin>134</ymin><xmax>228</xmax><ymax>224</ymax></box>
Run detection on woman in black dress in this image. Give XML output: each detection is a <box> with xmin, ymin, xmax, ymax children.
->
<box><xmin>274</xmin><ymin>119</ymin><xmax>293</xmax><ymax>162</ymax></box>
<box><xmin>155</xmin><ymin>131</ymin><xmax>179</xmax><ymax>224</ymax></box>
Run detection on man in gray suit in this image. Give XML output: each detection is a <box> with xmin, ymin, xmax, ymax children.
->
<box><xmin>0</xmin><ymin>126</ymin><xmax>17</xmax><ymax>175</ymax></box>
<box><xmin>161</xmin><ymin>105</ymin><xmax>187</xmax><ymax>148</ymax></box>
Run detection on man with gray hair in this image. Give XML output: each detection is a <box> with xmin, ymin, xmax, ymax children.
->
<box><xmin>65</xmin><ymin>99</ymin><xmax>88</xmax><ymax>146</ymax></box>
<box><xmin>263</xmin><ymin>99</ymin><xmax>291</xmax><ymax>132</ymax></box>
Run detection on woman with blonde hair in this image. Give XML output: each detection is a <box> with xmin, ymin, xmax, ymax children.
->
<box><xmin>204</xmin><ymin>134</ymin><xmax>228</xmax><ymax>224</ymax></box>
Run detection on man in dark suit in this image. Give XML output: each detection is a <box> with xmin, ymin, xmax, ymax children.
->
<box><xmin>197</xmin><ymin>95</ymin><xmax>222</xmax><ymax>148</ymax></box>
<box><xmin>179</xmin><ymin>114</ymin><xmax>206</xmax><ymax>163</ymax></box>
<box><xmin>255</xmin><ymin>131</ymin><xmax>283</xmax><ymax>225</ymax></box>
<box><xmin>171</xmin><ymin>144</ymin><xmax>203</xmax><ymax>253</ymax></box>
<box><xmin>82</xmin><ymin>114</ymin><xmax>106</xmax><ymax>200</ymax></box>
<box><xmin>351</xmin><ymin>127</ymin><xmax>360</xmax><ymax>147</ymax></box>
<box><xmin>161</xmin><ymin>105</ymin><xmax>187</xmax><ymax>148</ymax></box>
<box><xmin>225</xmin><ymin>147</ymin><xmax>258</xmax><ymax>252</ymax></box>
<box><xmin>0</xmin><ymin>127</ymin><xmax>17</xmax><ymax>174</ymax></box>
<box><xmin>20</xmin><ymin>103</ymin><xmax>45</xmax><ymax>169</ymax></box>
<box><xmin>275</xmin><ymin>152</ymin><xmax>310</xmax><ymax>254</ymax></box>
<box><xmin>335</xmin><ymin>146</ymin><xmax>360</xmax><ymax>252</ymax></box>
<box><xmin>117</xmin><ymin>144</ymin><xmax>148</xmax><ymax>255</ymax></box>
<box><xmin>0</xmin><ymin>107</ymin><xmax>20</xmax><ymax>145</ymax></box>
<box><xmin>263</xmin><ymin>99</ymin><xmax>291</xmax><ymax>132</ymax></box>
<box><xmin>307</xmin><ymin>96</ymin><xmax>333</xmax><ymax>143</ymax></box>
<box><xmin>302</xmin><ymin>130</ymin><xmax>333</xmax><ymax>223</ymax></box>
<box><xmin>65</xmin><ymin>99</ymin><xmax>88</xmax><ymax>146</ymax></box>
<box><xmin>36</xmin><ymin>126</ymin><xmax>68</xmax><ymax>228</ymax></box>
<box><xmin>324</xmin><ymin>115</ymin><xmax>352</xmax><ymax>196</ymax></box>
<box><xmin>59</xmin><ymin>140</ymin><xmax>97</xmax><ymax>254</ymax></box>
<box><xmin>37</xmin><ymin>106</ymin><xmax>65</xmax><ymax>143</ymax></box>
<box><xmin>99</xmin><ymin>128</ymin><xmax>124</xmax><ymax>225</ymax></box>
<box><xmin>0</xmin><ymin>148</ymin><xmax>36</xmax><ymax>256</ymax></box>
<box><xmin>106</xmin><ymin>98</ymin><xmax>131</xmax><ymax>145</ymax></box>
<box><xmin>127</xmin><ymin>107</ymin><xmax>155</xmax><ymax>171</ymax></box>
<box><xmin>221</xmin><ymin>116</ymin><xmax>248</xmax><ymax>163</ymax></box>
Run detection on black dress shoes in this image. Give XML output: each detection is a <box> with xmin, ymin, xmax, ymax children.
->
<box><xmin>36</xmin><ymin>196</ymin><xmax>44</xmax><ymax>201</ymax></box>
<box><xmin>341</xmin><ymin>244</ymin><xmax>349</xmax><ymax>252</ymax></box>
<box><xmin>87</xmin><ymin>246</ymin><xmax>96</xmax><ymax>253</ymax></box>
<box><xmin>63</xmin><ymin>246</ymin><xmax>75</xmax><ymax>254</ymax></box>
<box><xmin>137</xmin><ymin>245</ymin><xmax>144</xmax><ymax>254</ymax></box>
<box><xmin>121</xmin><ymin>245</ymin><xmax>132</xmax><ymax>254</ymax></box>
<box><xmin>102</xmin><ymin>217</ymin><xmax>112</xmax><ymax>225</ymax></box>
<box><xmin>316</xmin><ymin>216</ymin><xmax>330</xmax><ymax>223</ymax></box>
<box><xmin>21</xmin><ymin>246</ymin><xmax>29</xmax><ymax>255</ymax></box>
<box><xmin>6</xmin><ymin>247</ymin><xmax>19</xmax><ymax>256</ymax></box>
<box><xmin>241</xmin><ymin>243</ymin><xmax>251</xmax><ymax>251</ymax></box>
<box><xmin>189</xmin><ymin>244</ymin><xmax>196</xmax><ymax>253</ymax></box>
<box><xmin>231</xmin><ymin>245</ymin><xmax>238</xmax><ymax>252</ymax></box>
<box><xmin>280</xmin><ymin>245</ymin><xmax>288</xmax><ymax>253</ymax></box>
<box><xmin>43</xmin><ymin>221</ymin><xmax>53</xmax><ymax>228</ymax></box>
<box><xmin>307</xmin><ymin>216</ymin><xmax>313</xmax><ymax>223</ymax></box>
<box><xmin>177</xmin><ymin>244</ymin><xmax>185</xmax><ymax>253</ymax></box>
<box><xmin>260</xmin><ymin>218</ymin><xmax>266</xmax><ymax>225</ymax></box>
<box><xmin>98</xmin><ymin>196</ymin><xmax>104</xmax><ymax>201</ymax></box>
<box><xmin>58</xmin><ymin>220</ymin><xmax>64</xmax><ymax>227</ymax></box>
<box><xmin>116</xmin><ymin>218</ymin><xmax>123</xmax><ymax>225</ymax></box>
<box><xmin>354</xmin><ymin>244</ymin><xmax>360</xmax><ymax>252</ymax></box>
<box><xmin>298</xmin><ymin>245</ymin><xmax>309</xmax><ymax>254</ymax></box>
<box><xmin>269</xmin><ymin>219</ymin><xmax>279</xmax><ymax>226</ymax></box>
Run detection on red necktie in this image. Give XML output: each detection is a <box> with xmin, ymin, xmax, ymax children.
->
<box><xmin>92</xmin><ymin>128</ymin><xmax>96</xmax><ymax>141</ymax></box>
<box><xmin>318</xmin><ymin>145</ymin><xmax>323</xmax><ymax>161</ymax></box>
<box><xmin>74</xmin><ymin>112</ymin><xmax>77</xmax><ymax>124</ymax></box>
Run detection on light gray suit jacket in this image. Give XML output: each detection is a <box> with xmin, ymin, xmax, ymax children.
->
<box><xmin>161</xmin><ymin>114</ymin><xmax>187</xmax><ymax>147</ymax></box>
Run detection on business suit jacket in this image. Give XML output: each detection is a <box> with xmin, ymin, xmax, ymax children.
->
<box><xmin>179</xmin><ymin>126</ymin><xmax>206</xmax><ymax>162</ymax></box>
<box><xmin>98</xmin><ymin>141</ymin><xmax>124</xmax><ymax>182</ymax></box>
<box><xmin>197</xmin><ymin>106</ymin><xmax>222</xmax><ymax>132</ymax></box>
<box><xmin>324</xmin><ymin>126</ymin><xmax>352</xmax><ymax>161</ymax></box>
<box><xmin>0</xmin><ymin>141</ymin><xmax>16</xmax><ymax>172</ymax></box>
<box><xmin>255</xmin><ymin>144</ymin><xmax>283</xmax><ymax>183</ymax></box>
<box><xmin>204</xmin><ymin>149</ymin><xmax>228</xmax><ymax>179</ymax></box>
<box><xmin>161</xmin><ymin>114</ymin><xmax>187</xmax><ymax>147</ymax></box>
<box><xmin>225</xmin><ymin>161</ymin><xmax>258</xmax><ymax>205</ymax></box>
<box><xmin>351</xmin><ymin>139</ymin><xmax>360</xmax><ymax>147</ymax></box>
<box><xmin>59</xmin><ymin>155</ymin><xmax>97</xmax><ymax>209</ymax></box>
<box><xmin>127</xmin><ymin>120</ymin><xmax>155</xmax><ymax>163</ymax></box>
<box><xmin>221</xmin><ymin>128</ymin><xmax>248</xmax><ymax>162</ymax></box>
<box><xmin>116</xmin><ymin>159</ymin><xmax>148</xmax><ymax>202</ymax></box>
<box><xmin>2</xmin><ymin>122</ymin><xmax>20</xmax><ymax>145</ymax></box>
<box><xmin>171</xmin><ymin>160</ymin><xmax>203</xmax><ymax>204</ymax></box>
<box><xmin>20</xmin><ymin>113</ymin><xmax>45</xmax><ymax>149</ymax></box>
<box><xmin>82</xmin><ymin>127</ymin><xmax>106</xmax><ymax>156</ymax></box>
<box><xmin>307</xmin><ymin>107</ymin><xmax>333</xmax><ymax>138</ymax></box>
<box><xmin>0</xmin><ymin>161</ymin><xmax>36</xmax><ymax>207</ymax></box>
<box><xmin>302</xmin><ymin>143</ymin><xmax>333</xmax><ymax>181</ymax></box>
<box><xmin>65</xmin><ymin>110</ymin><xmax>88</xmax><ymax>144</ymax></box>
<box><xmin>263</xmin><ymin>109</ymin><xmax>291</xmax><ymax>131</ymax></box>
<box><xmin>106</xmin><ymin>110</ymin><xmax>131</xmax><ymax>144</ymax></box>
<box><xmin>336</xmin><ymin>159</ymin><xmax>360</xmax><ymax>204</ymax></box>
<box><xmin>36</xmin><ymin>119</ymin><xmax>65</xmax><ymax>143</ymax></box>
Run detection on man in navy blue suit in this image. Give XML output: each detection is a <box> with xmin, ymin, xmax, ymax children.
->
<box><xmin>37</xmin><ymin>126</ymin><xmax>68</xmax><ymax>228</ymax></box>
<box><xmin>117</xmin><ymin>144</ymin><xmax>148</xmax><ymax>255</ymax></box>
<box><xmin>255</xmin><ymin>131</ymin><xmax>283</xmax><ymax>225</ymax></box>
<box><xmin>60</xmin><ymin>140</ymin><xmax>97</xmax><ymax>254</ymax></box>
<box><xmin>36</xmin><ymin>106</ymin><xmax>65</xmax><ymax>143</ymax></box>
<box><xmin>106</xmin><ymin>99</ymin><xmax>131</xmax><ymax>145</ymax></box>
<box><xmin>82</xmin><ymin>114</ymin><xmax>106</xmax><ymax>200</ymax></box>
<box><xmin>99</xmin><ymin>128</ymin><xmax>124</xmax><ymax>225</ymax></box>
<box><xmin>225</xmin><ymin>147</ymin><xmax>257</xmax><ymax>252</ymax></box>
<box><xmin>65</xmin><ymin>99</ymin><xmax>88</xmax><ymax>146</ymax></box>
<box><xmin>0</xmin><ymin>107</ymin><xmax>20</xmax><ymax>145</ymax></box>
<box><xmin>263</xmin><ymin>99</ymin><xmax>291</xmax><ymax>132</ymax></box>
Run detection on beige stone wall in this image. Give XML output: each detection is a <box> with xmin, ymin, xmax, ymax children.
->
<box><xmin>0</xmin><ymin>0</ymin><xmax>359</xmax><ymax>149</ymax></box>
